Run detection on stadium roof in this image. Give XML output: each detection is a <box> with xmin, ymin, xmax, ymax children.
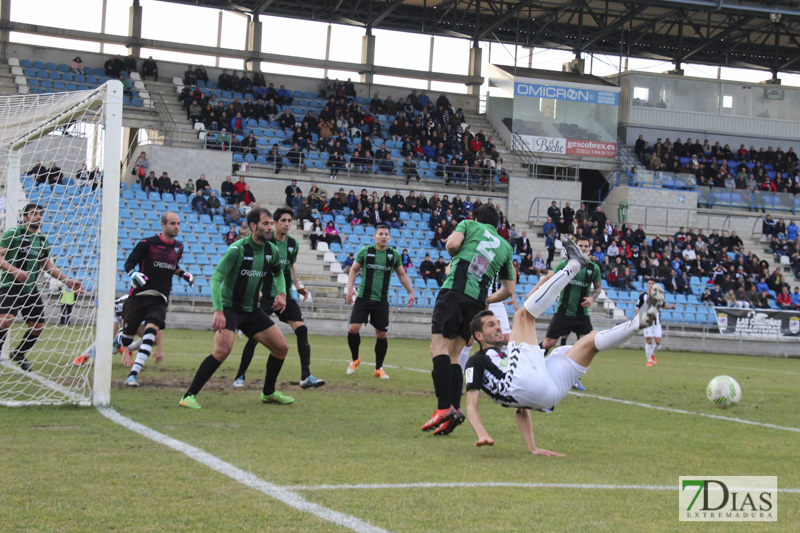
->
<box><xmin>158</xmin><ymin>0</ymin><xmax>800</xmax><ymax>75</ymax></box>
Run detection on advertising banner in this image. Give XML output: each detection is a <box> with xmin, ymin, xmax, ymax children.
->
<box><xmin>713</xmin><ymin>307</ymin><xmax>800</xmax><ymax>337</ymax></box>
<box><xmin>518</xmin><ymin>135</ymin><xmax>617</xmax><ymax>158</ymax></box>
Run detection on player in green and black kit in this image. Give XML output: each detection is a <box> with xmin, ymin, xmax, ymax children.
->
<box><xmin>536</xmin><ymin>235</ymin><xmax>602</xmax><ymax>391</ymax></box>
<box><xmin>180</xmin><ymin>208</ymin><xmax>291</xmax><ymax>409</ymax></box>
<box><xmin>0</xmin><ymin>203</ymin><xmax>83</xmax><ymax>371</ymax></box>
<box><xmin>423</xmin><ymin>204</ymin><xmax>515</xmax><ymax>435</ymax></box>
<box><xmin>345</xmin><ymin>224</ymin><xmax>414</xmax><ymax>379</ymax></box>
<box><xmin>234</xmin><ymin>207</ymin><xmax>325</xmax><ymax>389</ymax></box>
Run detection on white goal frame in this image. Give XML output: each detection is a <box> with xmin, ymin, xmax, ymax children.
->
<box><xmin>2</xmin><ymin>81</ymin><xmax>121</xmax><ymax>406</ymax></box>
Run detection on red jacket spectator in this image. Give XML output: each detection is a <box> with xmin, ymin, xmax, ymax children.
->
<box><xmin>233</xmin><ymin>176</ymin><xmax>247</xmax><ymax>195</ymax></box>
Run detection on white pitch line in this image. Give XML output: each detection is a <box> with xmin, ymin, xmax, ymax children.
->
<box><xmin>283</xmin><ymin>482</ymin><xmax>800</xmax><ymax>494</ymax></box>
<box><xmin>97</xmin><ymin>406</ymin><xmax>388</xmax><ymax>533</ymax></box>
<box><xmin>569</xmin><ymin>392</ymin><xmax>800</xmax><ymax>433</ymax></box>
<box><xmin>163</xmin><ymin>355</ymin><xmax>800</xmax><ymax>433</ymax></box>
<box><xmin>0</xmin><ymin>359</ymin><xmax>90</xmax><ymax>406</ymax></box>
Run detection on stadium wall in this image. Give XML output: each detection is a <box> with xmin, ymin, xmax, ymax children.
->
<box><xmin>128</xmin><ymin>144</ymin><xmax>231</xmax><ymax>187</ymax></box>
<box><xmin>521</xmin><ymin>178</ymin><xmax>583</xmax><ymax>224</ymax></box>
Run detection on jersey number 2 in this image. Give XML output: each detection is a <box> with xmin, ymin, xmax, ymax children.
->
<box><xmin>476</xmin><ymin>230</ymin><xmax>501</xmax><ymax>261</ymax></box>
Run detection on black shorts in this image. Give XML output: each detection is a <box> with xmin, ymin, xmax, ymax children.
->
<box><xmin>545</xmin><ymin>312</ymin><xmax>593</xmax><ymax>340</ymax></box>
<box><xmin>0</xmin><ymin>287</ymin><xmax>45</xmax><ymax>323</ymax></box>
<box><xmin>223</xmin><ymin>307</ymin><xmax>275</xmax><ymax>338</ymax></box>
<box><xmin>431</xmin><ymin>289</ymin><xmax>486</xmax><ymax>341</ymax></box>
<box><xmin>349</xmin><ymin>297</ymin><xmax>390</xmax><ymax>332</ymax></box>
<box><xmin>260</xmin><ymin>296</ymin><xmax>304</xmax><ymax>323</ymax></box>
<box><xmin>122</xmin><ymin>294</ymin><xmax>168</xmax><ymax>334</ymax></box>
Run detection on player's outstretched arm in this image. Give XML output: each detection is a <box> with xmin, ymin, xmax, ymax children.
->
<box><xmin>466</xmin><ymin>389</ymin><xmax>494</xmax><ymax>447</ymax></box>
<box><xmin>345</xmin><ymin>262</ymin><xmax>362</xmax><ymax>304</ymax></box>
<box><xmin>395</xmin><ymin>266</ymin><xmax>415</xmax><ymax>307</ymax></box>
<box><xmin>515</xmin><ymin>408</ymin><xmax>564</xmax><ymax>457</ymax></box>
<box><xmin>43</xmin><ymin>258</ymin><xmax>83</xmax><ymax>291</ymax></box>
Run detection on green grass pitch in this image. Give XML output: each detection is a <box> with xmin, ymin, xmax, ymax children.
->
<box><xmin>1</xmin><ymin>329</ymin><xmax>798</xmax><ymax>532</ymax></box>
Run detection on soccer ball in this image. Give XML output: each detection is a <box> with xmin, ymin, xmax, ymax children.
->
<box><xmin>706</xmin><ymin>375</ymin><xmax>741</xmax><ymax>409</ymax></box>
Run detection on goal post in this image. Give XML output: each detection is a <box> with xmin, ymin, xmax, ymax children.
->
<box><xmin>0</xmin><ymin>81</ymin><xmax>122</xmax><ymax>407</ymax></box>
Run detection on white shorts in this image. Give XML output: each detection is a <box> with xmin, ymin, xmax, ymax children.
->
<box><xmin>506</xmin><ymin>342</ymin><xmax>587</xmax><ymax>411</ymax></box>
<box><xmin>488</xmin><ymin>302</ymin><xmax>511</xmax><ymax>334</ymax></box>
<box><xmin>643</xmin><ymin>324</ymin><xmax>662</xmax><ymax>339</ymax></box>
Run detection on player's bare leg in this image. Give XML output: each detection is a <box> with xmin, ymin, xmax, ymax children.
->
<box><xmin>252</xmin><ymin>324</ymin><xmax>294</xmax><ymax>405</ymax></box>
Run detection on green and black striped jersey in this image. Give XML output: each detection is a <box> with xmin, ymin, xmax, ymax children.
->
<box><xmin>211</xmin><ymin>236</ymin><xmax>285</xmax><ymax>312</ymax></box>
<box><xmin>355</xmin><ymin>245</ymin><xmax>401</xmax><ymax>302</ymax></box>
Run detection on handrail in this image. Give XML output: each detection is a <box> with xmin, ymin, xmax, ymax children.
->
<box><xmin>153</xmin><ymin>93</ymin><xmax>179</xmax><ymax>146</ymax></box>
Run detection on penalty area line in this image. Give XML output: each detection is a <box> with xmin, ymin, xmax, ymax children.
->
<box><xmin>569</xmin><ymin>392</ymin><xmax>800</xmax><ymax>434</ymax></box>
<box><xmin>282</xmin><ymin>482</ymin><xmax>800</xmax><ymax>493</ymax></box>
<box><xmin>96</xmin><ymin>406</ymin><xmax>388</xmax><ymax>533</ymax></box>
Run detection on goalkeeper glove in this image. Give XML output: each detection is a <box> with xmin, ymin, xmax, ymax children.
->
<box><xmin>182</xmin><ymin>272</ymin><xmax>195</xmax><ymax>287</ymax></box>
<box><xmin>129</xmin><ymin>271</ymin><xmax>148</xmax><ymax>289</ymax></box>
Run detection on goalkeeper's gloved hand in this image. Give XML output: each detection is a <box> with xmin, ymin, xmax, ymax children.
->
<box><xmin>182</xmin><ymin>272</ymin><xmax>194</xmax><ymax>287</ymax></box>
<box><xmin>129</xmin><ymin>271</ymin><xmax>148</xmax><ymax>289</ymax></box>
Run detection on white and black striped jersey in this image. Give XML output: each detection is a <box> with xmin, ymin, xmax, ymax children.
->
<box><xmin>637</xmin><ymin>292</ymin><xmax>660</xmax><ymax>325</ymax></box>
<box><xmin>464</xmin><ymin>347</ymin><xmax>524</xmax><ymax>409</ymax></box>
<box><xmin>114</xmin><ymin>295</ymin><xmax>128</xmax><ymax>322</ymax></box>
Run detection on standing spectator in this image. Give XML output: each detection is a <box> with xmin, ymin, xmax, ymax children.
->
<box><xmin>59</xmin><ymin>282</ymin><xmax>76</xmax><ymax>326</ymax></box>
<box><xmin>545</xmin><ymin>227</ymin><xmax>557</xmax><ymax>269</ymax></box>
<box><xmin>142</xmin><ymin>56</ymin><xmax>158</xmax><ymax>81</ymax></box>
<box><xmin>268</xmin><ymin>144</ymin><xmax>284</xmax><ymax>174</ymax></box>
<box><xmin>403</xmin><ymin>156</ymin><xmax>419</xmax><ymax>185</ymax></box>
<box><xmin>132</xmin><ymin>151</ymin><xmax>149</xmax><ymax>182</ymax></box>
<box><xmin>285</xmin><ymin>180</ymin><xmax>301</xmax><ymax>206</ymax></box>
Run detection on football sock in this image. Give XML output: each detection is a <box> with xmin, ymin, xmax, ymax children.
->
<box><xmin>129</xmin><ymin>326</ymin><xmax>157</xmax><ymax>376</ymax></box>
<box><xmin>347</xmin><ymin>332</ymin><xmax>360</xmax><ymax>361</ymax></box>
<box><xmin>12</xmin><ymin>330</ymin><xmax>40</xmax><ymax>360</ymax></box>
<box><xmin>523</xmin><ymin>259</ymin><xmax>581</xmax><ymax>317</ymax></box>
<box><xmin>594</xmin><ymin>315</ymin><xmax>640</xmax><ymax>352</ymax></box>
<box><xmin>0</xmin><ymin>328</ymin><xmax>8</xmax><ymax>352</ymax></box>
<box><xmin>237</xmin><ymin>337</ymin><xmax>258</xmax><ymax>380</ymax></box>
<box><xmin>295</xmin><ymin>325</ymin><xmax>311</xmax><ymax>379</ymax></box>
<box><xmin>458</xmin><ymin>345</ymin><xmax>472</xmax><ymax>370</ymax></box>
<box><xmin>450</xmin><ymin>364</ymin><xmax>463</xmax><ymax>410</ymax></box>
<box><xmin>262</xmin><ymin>354</ymin><xmax>285</xmax><ymax>396</ymax></box>
<box><xmin>432</xmin><ymin>354</ymin><xmax>453</xmax><ymax>410</ymax></box>
<box><xmin>645</xmin><ymin>343</ymin><xmax>654</xmax><ymax>360</ymax></box>
<box><xmin>374</xmin><ymin>337</ymin><xmax>388</xmax><ymax>370</ymax></box>
<box><xmin>652</xmin><ymin>342</ymin><xmax>661</xmax><ymax>353</ymax></box>
<box><xmin>560</xmin><ymin>337</ymin><xmax>568</xmax><ymax>346</ymax></box>
<box><xmin>185</xmin><ymin>355</ymin><xmax>222</xmax><ymax>397</ymax></box>
<box><xmin>119</xmin><ymin>333</ymin><xmax>135</xmax><ymax>347</ymax></box>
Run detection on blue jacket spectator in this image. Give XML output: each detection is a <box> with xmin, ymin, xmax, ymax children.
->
<box><xmin>788</xmin><ymin>220</ymin><xmax>798</xmax><ymax>241</ymax></box>
<box><xmin>191</xmin><ymin>191</ymin><xmax>208</xmax><ymax>214</ymax></box>
<box><xmin>230</xmin><ymin>113</ymin><xmax>248</xmax><ymax>135</ymax></box>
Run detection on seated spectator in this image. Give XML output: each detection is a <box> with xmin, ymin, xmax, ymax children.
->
<box><xmin>207</xmin><ymin>191</ymin><xmax>223</xmax><ymax>217</ymax></box>
<box><xmin>71</xmin><ymin>57</ymin><xmax>84</xmax><ymax>75</ymax></box>
<box><xmin>238</xmin><ymin>219</ymin><xmax>251</xmax><ymax>240</ymax></box>
<box><xmin>224</xmin><ymin>225</ymin><xmax>238</xmax><ymax>245</ymax></box>
<box><xmin>308</xmin><ymin>218</ymin><xmax>324</xmax><ymax>250</ymax></box>
<box><xmin>171</xmin><ymin>180</ymin><xmax>183</xmax><ymax>196</ymax></box>
<box><xmin>141</xmin><ymin>171</ymin><xmax>157</xmax><ymax>193</ymax></box>
<box><xmin>298</xmin><ymin>197</ymin><xmax>313</xmax><ymax>223</ymax></box>
<box><xmin>419</xmin><ymin>253</ymin><xmax>435</xmax><ymax>282</ymax></box>
<box><xmin>241</xmin><ymin>132</ymin><xmax>257</xmax><ymax>155</ymax></box>
<box><xmin>225</xmin><ymin>203</ymin><xmax>242</xmax><ymax>226</ymax></box>
<box><xmin>142</xmin><ymin>56</ymin><xmax>158</xmax><ymax>81</ymax></box>
<box><xmin>195</xmin><ymin>174</ymin><xmax>210</xmax><ymax>192</ymax></box>
<box><xmin>124</xmin><ymin>55</ymin><xmax>137</xmax><ymax>74</ymax></box>
<box><xmin>286</xmin><ymin>143</ymin><xmax>305</xmax><ymax>170</ymax></box>
<box><xmin>777</xmin><ymin>287</ymin><xmax>793</xmax><ymax>309</ymax></box>
<box><xmin>618</xmin><ymin>267</ymin><xmax>634</xmax><ymax>291</ymax></box>
<box><xmin>377</xmin><ymin>153</ymin><xmax>395</xmax><ymax>174</ymax></box>
<box><xmin>791</xmin><ymin>287</ymin><xmax>800</xmax><ymax>310</ymax></box>
<box><xmin>238</xmin><ymin>184</ymin><xmax>256</xmax><ymax>208</ymax></box>
<box><xmin>342</xmin><ymin>253</ymin><xmax>355</xmax><ymax>274</ymax></box>
<box><xmin>434</xmin><ymin>256</ymin><xmax>447</xmax><ymax>286</ymax></box>
<box><xmin>230</xmin><ymin>112</ymin><xmax>247</xmax><ymax>135</ymax></box>
<box><xmin>324</xmin><ymin>221</ymin><xmax>341</xmax><ymax>245</ymax></box>
<box><xmin>431</xmin><ymin>227</ymin><xmax>447</xmax><ymax>249</ymax></box>
<box><xmin>157</xmin><ymin>172</ymin><xmax>171</xmax><ymax>194</ymax></box>
<box><xmin>220</xmin><ymin>175</ymin><xmax>236</xmax><ymax>204</ymax></box>
<box><xmin>183</xmin><ymin>179</ymin><xmax>195</xmax><ymax>196</ymax></box>
<box><xmin>191</xmin><ymin>190</ymin><xmax>208</xmax><ymax>215</ymax></box>
<box><xmin>184</xmin><ymin>65</ymin><xmax>197</xmax><ymax>86</ymax></box>
<box><xmin>532</xmin><ymin>252</ymin><xmax>547</xmax><ymax>276</ymax></box>
<box><xmin>233</xmin><ymin>176</ymin><xmax>247</xmax><ymax>196</ymax></box>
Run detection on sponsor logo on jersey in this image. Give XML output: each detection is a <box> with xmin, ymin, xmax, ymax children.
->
<box><xmin>465</xmin><ymin>367</ymin><xmax>474</xmax><ymax>384</ymax></box>
<box><xmin>366</xmin><ymin>263</ymin><xmax>392</xmax><ymax>271</ymax></box>
<box><xmin>152</xmin><ymin>261</ymin><xmax>176</xmax><ymax>269</ymax></box>
<box><xmin>240</xmin><ymin>269</ymin><xmax>265</xmax><ymax>277</ymax></box>
<box><xmin>244</xmin><ymin>256</ymin><xmax>254</xmax><ymax>260</ymax></box>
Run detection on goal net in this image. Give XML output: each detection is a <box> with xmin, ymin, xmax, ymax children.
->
<box><xmin>0</xmin><ymin>82</ymin><xmax>122</xmax><ymax>406</ymax></box>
